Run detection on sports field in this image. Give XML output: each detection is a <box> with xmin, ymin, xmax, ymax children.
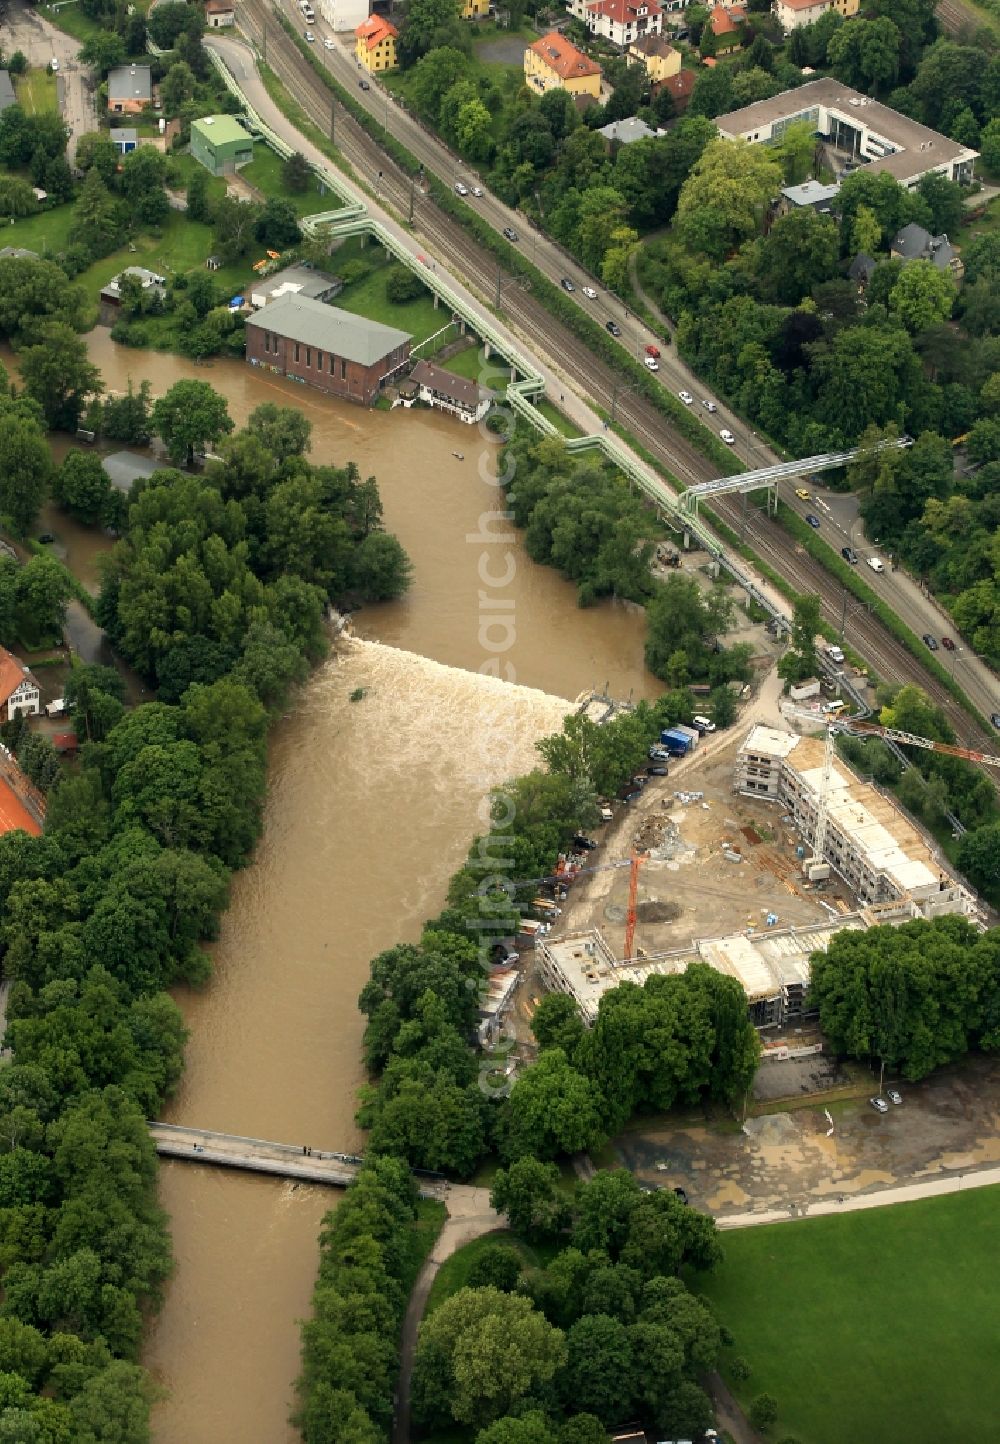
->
<box><xmin>698</xmin><ymin>1187</ymin><xmax>1000</xmax><ymax>1444</ymax></box>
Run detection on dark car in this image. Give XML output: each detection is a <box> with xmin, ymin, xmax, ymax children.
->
<box><xmin>805</xmin><ymin>513</ymin><xmax>821</xmax><ymax>529</ymax></box>
<box><xmin>38</xmin><ymin>533</ymin><xmax>54</xmax><ymax>544</ymax></box>
<box><xmin>606</xmin><ymin>320</ymin><xmax>622</xmax><ymax>337</ymax></box>
<box><xmin>992</xmin><ymin>713</ymin><xmax>1000</xmax><ymax>730</ymax></box>
<box><xmin>572</xmin><ymin>835</ymin><xmax>598</xmax><ymax>851</ymax></box>
<box><xmin>923</xmin><ymin>633</ymin><xmax>939</xmax><ymax>651</ymax></box>
<box><xmin>841</xmin><ymin>546</ymin><xmax>858</xmax><ymax>564</ymax></box>
<box><xmin>561</xmin><ymin>277</ymin><xmax>575</xmax><ymax>292</ymax></box>
<box><xmin>673</xmin><ymin>1187</ymin><xmax>689</xmax><ymax>1204</ymax></box>
<box><xmin>941</xmin><ymin>636</ymin><xmax>955</xmax><ymax>650</ymax></box>
<box><xmin>502</xmin><ymin>226</ymin><xmax>519</xmax><ymax>242</ymax></box>
<box><xmin>358</xmin><ymin>78</ymin><xmax>370</xmax><ymax>89</ymax></box>
<box><xmin>646</xmin><ymin>765</ymin><xmax>668</xmax><ymax>776</ymax></box>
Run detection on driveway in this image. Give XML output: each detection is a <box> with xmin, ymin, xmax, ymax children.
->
<box><xmin>0</xmin><ymin>0</ymin><xmax>97</xmax><ymax>158</ymax></box>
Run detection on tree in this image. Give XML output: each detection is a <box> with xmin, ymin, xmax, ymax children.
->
<box><xmin>455</xmin><ymin>95</ymin><xmax>494</xmax><ymax>161</ymax></box>
<box><xmin>981</xmin><ymin>117</ymin><xmax>1000</xmax><ymax>173</ymax></box>
<box><xmin>148</xmin><ymin>0</ymin><xmax>201</xmax><ymax>47</ymax></box>
<box><xmin>411</xmin><ymin>1287</ymin><xmax>567</xmax><ymax>1430</ymax></box>
<box><xmin>531</xmin><ymin>992</ymin><xmax>585</xmax><ymax>1057</ymax></box>
<box><xmin>20</xmin><ymin>322</ymin><xmax>102</xmax><ymax>431</ymax></box>
<box><xmin>74</xmin><ymin>167</ymin><xmax>127</xmax><ymax>259</ymax></box>
<box><xmin>102</xmin><ymin>380</ymin><xmax>153</xmax><ymax>445</ymax></box>
<box><xmin>185</xmin><ymin>167</ymin><xmax>210</xmax><ymax>222</ymax></box>
<box><xmin>411</xmin><ymin>46</ymin><xmax>468</xmax><ymax>119</ymax></box>
<box><xmin>749</xmin><ymin>1394</ymin><xmax>779</xmax><ymax>1432</ymax></box>
<box><xmin>151</xmin><ymin>380</ymin><xmax>233</xmax><ymax>466</ymax></box>
<box><xmin>53</xmin><ymin>450</ymin><xmax>114</xmax><ymax>526</ymax></box>
<box><xmin>283</xmin><ymin>150</ymin><xmax>312</xmax><ymax>194</ymax></box>
<box><xmin>78</xmin><ymin>33</ymin><xmax>125</xmax><ymax>70</ymax></box>
<box><xmin>850</xmin><ymin>204</ymin><xmax>883</xmax><ymax>259</ymax></box>
<box><xmin>915</xmin><ymin>172</ymin><xmax>964</xmax><ymax>239</ymax></box>
<box><xmin>490</xmin><ymin>1157</ymin><xmax>569</xmax><ymax>1241</ymax></box>
<box><xmin>213</xmin><ymin>196</ymin><xmax>263</xmax><ymax>266</ymax></box>
<box><xmin>0</xmin><ymin>175</ymin><xmax>37</xmax><ymax>219</ymax></box>
<box><xmin>0</xmin><ymin>413</ymin><xmax>50</xmax><ymax>535</ymax></box>
<box><xmin>160</xmin><ymin>59</ymin><xmax>196</xmax><ymax>112</ymax></box>
<box><xmin>676</xmin><ymin>139</ymin><xmax>783</xmax><ymax>260</ymax></box>
<box><xmin>957</xmin><ymin>823</ymin><xmax>1000</xmax><ymax>896</ymax></box>
<box><xmin>888</xmin><ymin>260</ymin><xmax>955</xmax><ymax>334</ymax></box>
<box><xmin>385</xmin><ymin>265</ymin><xmax>425</xmax><ymax>304</ymax></box>
<box><xmin>76</xmin><ymin>131</ymin><xmax>120</xmax><ymax>187</ymax></box>
<box><xmin>503</xmin><ymin>1048</ymin><xmax>606</xmax><ymax>1161</ymax></box>
<box><xmin>397</xmin><ymin>0</ymin><xmax>465</xmax><ymax>68</ymax></box>
<box><xmin>255</xmin><ymin>197</ymin><xmax>301</xmax><ymax>250</ymax></box>
<box><xmin>760</xmin><ymin>209</ymin><xmax>839</xmax><ymax>304</ymax></box>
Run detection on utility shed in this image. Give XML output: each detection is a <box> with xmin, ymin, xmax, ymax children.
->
<box><xmin>190</xmin><ymin>115</ymin><xmax>254</xmax><ymax>176</ymax></box>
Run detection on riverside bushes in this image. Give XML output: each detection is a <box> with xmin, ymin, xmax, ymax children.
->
<box><xmin>0</xmin><ymin>384</ymin><xmax>410</xmax><ymax>1435</ymax></box>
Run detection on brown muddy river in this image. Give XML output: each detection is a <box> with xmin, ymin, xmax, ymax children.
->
<box><xmin>78</xmin><ymin>334</ymin><xmax>660</xmax><ymax>1442</ymax></box>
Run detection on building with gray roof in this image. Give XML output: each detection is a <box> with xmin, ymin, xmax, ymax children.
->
<box><xmin>246</xmin><ymin>294</ymin><xmax>412</xmax><ymax>406</ymax></box>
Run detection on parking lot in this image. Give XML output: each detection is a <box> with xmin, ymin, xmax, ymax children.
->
<box><xmin>614</xmin><ymin>1052</ymin><xmax>1000</xmax><ymax>1219</ymax></box>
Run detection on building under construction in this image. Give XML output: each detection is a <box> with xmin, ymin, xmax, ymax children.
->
<box><xmin>734</xmin><ymin>725</ymin><xmax>972</xmax><ymax>917</ymax></box>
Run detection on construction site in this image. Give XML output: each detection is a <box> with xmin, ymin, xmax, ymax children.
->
<box><xmin>517</xmin><ymin>678</ymin><xmax>984</xmax><ymax>1041</ymax></box>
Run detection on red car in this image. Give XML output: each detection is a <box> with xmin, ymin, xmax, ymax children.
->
<box><xmin>941</xmin><ymin>636</ymin><xmax>955</xmax><ymax>650</ymax></box>
<box><xmin>645</xmin><ymin>344</ymin><xmax>661</xmax><ymax>359</ymax></box>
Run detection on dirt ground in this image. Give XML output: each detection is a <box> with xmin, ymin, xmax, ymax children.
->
<box><xmin>613</xmin><ymin>1053</ymin><xmax>1000</xmax><ymax>1219</ymax></box>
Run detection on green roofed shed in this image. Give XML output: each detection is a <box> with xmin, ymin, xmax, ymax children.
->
<box><xmin>190</xmin><ymin>115</ymin><xmax>254</xmax><ymax>176</ymax></box>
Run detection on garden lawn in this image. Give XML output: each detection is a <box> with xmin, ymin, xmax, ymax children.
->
<box><xmin>14</xmin><ymin>69</ymin><xmax>58</xmax><ymax>114</ymax></box>
<box><xmin>44</xmin><ymin>3</ymin><xmax>106</xmax><ymax>46</ymax></box>
<box><xmin>697</xmin><ymin>1187</ymin><xmax>1000</xmax><ymax>1444</ymax></box>
<box><xmin>239</xmin><ymin>146</ymin><xmax>336</xmax><ymax>219</ymax></box>
<box><xmin>335</xmin><ymin>263</ymin><xmax>451</xmax><ymax>350</ymax></box>
<box><xmin>425</xmin><ymin>1231</ymin><xmax>547</xmax><ymax>1317</ymax></box>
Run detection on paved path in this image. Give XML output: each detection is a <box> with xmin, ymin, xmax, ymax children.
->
<box><xmin>718</xmin><ymin>1160</ymin><xmax>1000</xmax><ymax>1230</ymax></box>
<box><xmin>2</xmin><ymin>0</ymin><xmax>97</xmax><ymax>159</ymax></box>
<box><xmin>628</xmin><ymin>243</ymin><xmax>674</xmax><ymax>341</ymax></box>
<box><xmin>393</xmin><ymin>1186</ymin><xmax>503</xmax><ymax>1444</ymax></box>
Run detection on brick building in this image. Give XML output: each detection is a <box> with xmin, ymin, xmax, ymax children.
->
<box><xmin>245</xmin><ymin>295</ymin><xmax>411</xmax><ymax>406</ymax></box>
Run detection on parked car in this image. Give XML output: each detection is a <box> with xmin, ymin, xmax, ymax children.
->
<box><xmin>304</xmin><ymin>29</ymin><xmax>315</xmax><ymax>40</ymax></box>
<box><xmin>645</xmin><ymin>357</ymin><xmax>659</xmax><ymax>371</ymax></box>
<box><xmin>647</xmin><ymin>765</ymin><xmax>668</xmax><ymax>776</ymax></box>
<box><xmin>454</xmin><ymin>181</ymin><xmax>469</xmax><ymax>196</ymax></box>
<box><xmin>572</xmin><ymin>836</ymin><xmax>598</xmax><ymax>851</ymax></box>
<box><xmin>678</xmin><ymin>390</ymin><xmax>693</xmax><ymax>404</ymax></box>
<box><xmin>606</xmin><ymin>320</ymin><xmax>622</xmax><ymax>337</ymax></box>
<box><xmin>38</xmin><ymin>533</ymin><xmax>54</xmax><ymax>544</ymax></box>
<box><xmin>992</xmin><ymin>713</ymin><xmax>1000</xmax><ymax>730</ymax></box>
<box><xmin>471</xmin><ymin>185</ymin><xmax>483</xmax><ymax>197</ymax></box>
<box><xmin>673</xmin><ymin>1186</ymin><xmax>689</xmax><ymax>1204</ymax></box>
<box><xmin>582</xmin><ymin>286</ymin><xmax>597</xmax><ymax>299</ymax></box>
<box><xmin>841</xmin><ymin>546</ymin><xmax>858</xmax><ymax>564</ymax></box>
<box><xmin>702</xmin><ymin>399</ymin><xmax>717</xmax><ymax>413</ymax></box>
<box><xmin>869</xmin><ymin>1096</ymin><xmax>889</xmax><ymax>1114</ymax></box>
<box><xmin>941</xmin><ymin>636</ymin><xmax>955</xmax><ymax>650</ymax></box>
<box><xmin>795</xmin><ymin>487</ymin><xmax>811</xmax><ymax>500</ymax></box>
<box><xmin>867</xmin><ymin>556</ymin><xmax>884</xmax><ymax>572</ymax></box>
<box><xmin>50</xmin><ymin>57</ymin><xmax>58</xmax><ymax>71</ymax></box>
<box><xmin>719</xmin><ymin>428</ymin><xmax>735</xmax><ymax>444</ymax></box>
<box><xmin>359</xmin><ymin>78</ymin><xmax>370</xmax><ymax>89</ymax></box>
<box><xmin>323</xmin><ymin>36</ymin><xmax>335</xmax><ymax>47</ymax></box>
<box><xmin>692</xmin><ymin>714</ymin><xmax>716</xmax><ymax>734</ymax></box>
<box><xmin>886</xmin><ymin>1088</ymin><xmax>902</xmax><ymax>1105</ymax></box>
<box><xmin>923</xmin><ymin>633</ymin><xmax>939</xmax><ymax>650</ymax></box>
<box><xmin>645</xmin><ymin>344</ymin><xmax>661</xmax><ymax>358</ymax></box>
<box><xmin>805</xmin><ymin>513</ymin><xmax>821</xmax><ymax>529</ymax></box>
<box><xmin>560</xmin><ymin>277</ymin><xmax>575</xmax><ymax>292</ymax></box>
<box><xmin>502</xmin><ymin>226</ymin><xmax>519</xmax><ymax>242</ymax></box>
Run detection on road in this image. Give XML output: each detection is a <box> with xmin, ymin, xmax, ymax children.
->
<box><xmin>0</xmin><ymin>0</ymin><xmax>96</xmax><ymax>158</ymax></box>
<box><xmin>219</xmin><ymin>12</ymin><xmax>1000</xmax><ymax>748</ymax></box>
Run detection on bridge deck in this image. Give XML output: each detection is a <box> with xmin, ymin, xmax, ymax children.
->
<box><xmin>149</xmin><ymin>1123</ymin><xmax>364</xmax><ymax>1187</ymax></box>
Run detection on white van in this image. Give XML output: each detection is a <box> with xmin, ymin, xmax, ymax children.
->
<box><xmin>692</xmin><ymin>714</ymin><xmax>717</xmax><ymax>734</ymax></box>
<box><xmin>867</xmin><ymin>556</ymin><xmax>884</xmax><ymax>573</ymax></box>
<box><xmin>826</xmin><ymin>645</ymin><xmax>845</xmax><ymax>664</ymax></box>
<box><xmin>824</xmin><ymin>699</ymin><xmax>846</xmax><ymax>715</ymax></box>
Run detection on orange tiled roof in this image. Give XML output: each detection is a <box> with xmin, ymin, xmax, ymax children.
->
<box><xmin>528</xmin><ymin>31</ymin><xmax>602</xmax><ymax>80</ymax></box>
<box><xmin>710</xmin><ymin>4</ymin><xmax>739</xmax><ymax>32</ymax></box>
<box><xmin>0</xmin><ymin>646</ymin><xmax>33</xmax><ymax>710</ymax></box>
<box><xmin>356</xmin><ymin>14</ymin><xmax>397</xmax><ymax>46</ymax></box>
<box><xmin>0</xmin><ymin>773</ymin><xmax>41</xmax><ymax>837</ymax></box>
<box><xmin>587</xmin><ymin>0</ymin><xmax>662</xmax><ymax>22</ymax></box>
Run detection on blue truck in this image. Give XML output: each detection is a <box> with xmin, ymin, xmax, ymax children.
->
<box><xmin>660</xmin><ymin>727</ymin><xmax>693</xmax><ymax>757</ymax></box>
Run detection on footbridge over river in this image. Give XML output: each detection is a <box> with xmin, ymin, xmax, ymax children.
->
<box><xmin>149</xmin><ymin>1122</ymin><xmax>446</xmax><ymax>1198</ymax></box>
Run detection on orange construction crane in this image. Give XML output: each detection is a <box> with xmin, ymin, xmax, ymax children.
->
<box><xmin>623</xmin><ymin>850</ymin><xmax>646</xmax><ymax>962</ymax></box>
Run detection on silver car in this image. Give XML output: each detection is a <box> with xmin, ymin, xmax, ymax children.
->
<box><xmin>869</xmin><ymin>1096</ymin><xmax>889</xmax><ymax>1114</ymax></box>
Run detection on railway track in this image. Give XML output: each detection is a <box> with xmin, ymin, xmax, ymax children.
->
<box><xmin>234</xmin><ymin>0</ymin><xmax>994</xmax><ymax>751</ymax></box>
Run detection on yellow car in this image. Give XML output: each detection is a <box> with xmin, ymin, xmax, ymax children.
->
<box><xmin>795</xmin><ymin>487</ymin><xmax>811</xmax><ymax>500</ymax></box>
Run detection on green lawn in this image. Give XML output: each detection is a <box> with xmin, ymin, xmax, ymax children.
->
<box><xmin>534</xmin><ymin>396</ymin><xmax>584</xmax><ymax>438</ymax></box>
<box><xmin>45</xmin><ymin>2</ymin><xmax>107</xmax><ymax>46</ymax></box>
<box><xmin>2</xmin><ymin>199</ymin><xmax>78</xmax><ymax>260</ymax></box>
<box><xmin>15</xmin><ymin>69</ymin><xmax>58</xmax><ymax>115</ymax></box>
<box><xmin>697</xmin><ymin>1187</ymin><xmax>1000</xmax><ymax>1444</ymax></box>
<box><xmin>335</xmin><ymin>255</ymin><xmax>455</xmax><ymax>350</ymax></box>
<box><xmin>425</xmin><ymin>1230</ymin><xmax>545</xmax><ymax>1317</ymax></box>
<box><xmin>239</xmin><ymin>146</ymin><xmax>336</xmax><ymax>218</ymax></box>
<box><xmin>439</xmin><ymin>342</ymin><xmax>487</xmax><ymax>380</ymax></box>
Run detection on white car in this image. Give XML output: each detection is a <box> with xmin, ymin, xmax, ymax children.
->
<box><xmin>50</xmin><ymin>57</ymin><xmax>59</xmax><ymax>71</ymax></box>
<box><xmin>867</xmin><ymin>556</ymin><xmax>884</xmax><ymax>572</ymax></box>
<box><xmin>304</xmin><ymin>29</ymin><xmax>315</xmax><ymax>41</ymax></box>
<box><xmin>720</xmin><ymin>428</ymin><xmax>735</xmax><ymax>445</ymax></box>
<box><xmin>471</xmin><ymin>185</ymin><xmax>483</xmax><ymax>197</ymax></box>
<box><xmin>645</xmin><ymin>357</ymin><xmax>659</xmax><ymax>371</ymax></box>
<box><xmin>678</xmin><ymin>390</ymin><xmax>693</xmax><ymax>404</ymax></box>
<box><xmin>702</xmin><ymin>398</ymin><xmax>717</xmax><ymax>413</ymax></box>
<box><xmin>582</xmin><ymin>286</ymin><xmax>597</xmax><ymax>299</ymax></box>
<box><xmin>323</xmin><ymin>36</ymin><xmax>335</xmax><ymax>48</ymax></box>
<box><xmin>454</xmin><ymin>181</ymin><xmax>469</xmax><ymax>196</ymax></box>
<box><xmin>692</xmin><ymin>714</ymin><xmax>716</xmax><ymax>733</ymax></box>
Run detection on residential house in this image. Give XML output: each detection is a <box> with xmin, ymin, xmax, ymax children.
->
<box><xmin>190</xmin><ymin>115</ymin><xmax>254</xmax><ymax>176</ymax></box>
<box><xmin>107</xmin><ymin>64</ymin><xmax>152</xmax><ymax>115</ymax></box>
<box><xmin>0</xmin><ymin>757</ymin><xmax>43</xmax><ymax>838</ymax></box>
<box><xmin>103</xmin><ymin>450</ymin><xmax>161</xmax><ymax>494</ymax></box>
<box><xmin>109</xmin><ymin>127</ymin><xmax>138</xmax><ymax>154</ymax></box>
<box><xmin>318</xmin><ymin>0</ymin><xmax>370</xmax><ymax>32</ymax></box>
<box><xmin>408</xmin><ymin>361</ymin><xmax>493</xmax><ymax>424</ymax></box>
<box><xmin>579</xmin><ymin>0</ymin><xmax>663</xmax><ymax>49</ymax></box>
<box><xmin>246</xmin><ymin>294</ymin><xmax>412</xmax><ymax>405</ymax></box>
<box><xmin>524</xmin><ymin>32</ymin><xmax>602</xmax><ymax>97</ymax></box>
<box><xmin>598</xmin><ymin>116</ymin><xmax>666</xmax><ymax>148</ymax></box>
<box><xmin>249</xmin><ymin>265</ymin><xmax>343</xmax><ymax>309</ymax></box>
<box><xmin>715</xmin><ymin>79</ymin><xmax>978</xmax><ymax>188</ymax></box>
<box><xmin>778</xmin><ymin>178</ymin><xmax>840</xmax><ymax>215</ymax></box>
<box><xmin>774</xmin><ymin>0</ymin><xmax>857</xmax><ymax>25</ymax></box>
<box><xmin>355</xmin><ymin>15</ymin><xmax>398</xmax><ymax>72</ymax></box>
<box><xmin>460</xmin><ymin>0</ymin><xmax>490</xmax><ymax>15</ymax></box>
<box><xmin>708</xmin><ymin>3</ymin><xmax>745</xmax><ymax>52</ymax></box>
<box><xmin>205</xmin><ymin>0</ymin><xmax>236</xmax><ymax>25</ymax></box>
<box><xmin>0</xmin><ymin>247</ymin><xmax>39</xmax><ymax>260</ymax></box>
<box><xmin>100</xmin><ymin>266</ymin><xmax>167</xmax><ymax>308</ymax></box>
<box><xmin>653</xmin><ymin>66</ymin><xmax>696</xmax><ymax>111</ymax></box>
<box><xmin>890</xmin><ymin>221</ymin><xmax>964</xmax><ymax>280</ymax></box>
<box><xmin>0</xmin><ymin>72</ymin><xmax>15</xmax><ymax>114</ymax></box>
<box><xmin>628</xmin><ymin>33</ymin><xmax>681</xmax><ymax>82</ymax></box>
<box><xmin>0</xmin><ymin>648</ymin><xmax>40</xmax><ymax>722</ymax></box>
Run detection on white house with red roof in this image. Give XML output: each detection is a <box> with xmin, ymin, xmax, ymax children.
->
<box><xmin>569</xmin><ymin>0</ymin><xmax>663</xmax><ymax>47</ymax></box>
<box><xmin>0</xmin><ymin>646</ymin><xmax>40</xmax><ymax>723</ymax></box>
